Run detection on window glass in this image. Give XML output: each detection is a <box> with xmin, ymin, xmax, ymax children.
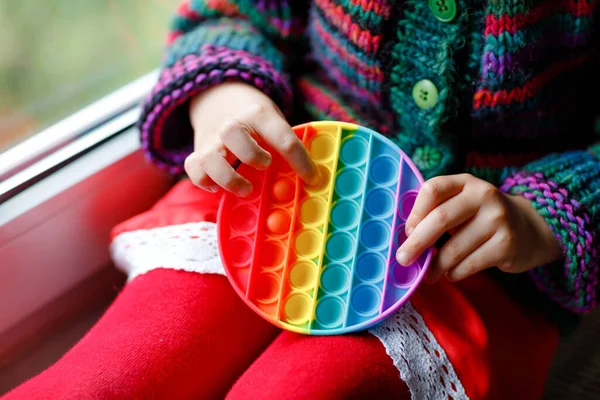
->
<box><xmin>0</xmin><ymin>0</ymin><xmax>177</xmax><ymax>153</ymax></box>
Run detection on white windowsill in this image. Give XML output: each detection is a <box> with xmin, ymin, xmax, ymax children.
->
<box><xmin>0</xmin><ymin>69</ymin><xmax>176</xmax><ymax>360</ymax></box>
<box><xmin>0</xmin><ymin>127</ymin><xmax>174</xmax><ymax>349</ymax></box>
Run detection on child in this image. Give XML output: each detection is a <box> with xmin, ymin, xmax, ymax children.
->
<box><xmin>5</xmin><ymin>0</ymin><xmax>599</xmax><ymax>398</ymax></box>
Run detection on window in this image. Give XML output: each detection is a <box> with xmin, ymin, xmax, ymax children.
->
<box><xmin>0</xmin><ymin>1</ymin><xmax>178</xmax><ymax>381</ymax></box>
<box><xmin>0</xmin><ymin>0</ymin><xmax>177</xmax><ymax>156</ymax></box>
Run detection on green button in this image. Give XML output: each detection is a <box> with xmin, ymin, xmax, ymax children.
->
<box><xmin>412</xmin><ymin>79</ymin><xmax>438</xmax><ymax>110</ymax></box>
<box><xmin>428</xmin><ymin>0</ymin><xmax>457</xmax><ymax>23</ymax></box>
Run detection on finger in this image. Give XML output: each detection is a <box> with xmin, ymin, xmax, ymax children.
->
<box><xmin>202</xmin><ymin>151</ymin><xmax>253</xmax><ymax>197</ymax></box>
<box><xmin>427</xmin><ymin>213</ymin><xmax>495</xmax><ymax>282</ymax></box>
<box><xmin>445</xmin><ymin>235</ymin><xmax>502</xmax><ymax>282</ymax></box>
<box><xmin>184</xmin><ymin>152</ymin><xmax>219</xmax><ymax>192</ymax></box>
<box><xmin>406</xmin><ymin>175</ymin><xmax>467</xmax><ymax>233</ymax></box>
<box><xmin>248</xmin><ymin>111</ymin><xmax>320</xmax><ymax>184</ymax></box>
<box><xmin>220</xmin><ymin>120</ymin><xmax>272</xmax><ymax>170</ymax></box>
<box><xmin>397</xmin><ymin>192</ymin><xmax>479</xmax><ymax>266</ymax></box>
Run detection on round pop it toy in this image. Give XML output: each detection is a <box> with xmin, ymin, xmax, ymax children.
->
<box><xmin>217</xmin><ymin>121</ymin><xmax>433</xmax><ymax>335</ymax></box>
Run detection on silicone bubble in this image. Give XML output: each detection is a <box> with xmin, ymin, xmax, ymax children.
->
<box><xmin>231</xmin><ymin>204</ymin><xmax>258</xmax><ymax>234</ymax></box>
<box><xmin>351</xmin><ymin>285</ymin><xmax>381</xmax><ymax>316</ymax></box>
<box><xmin>399</xmin><ymin>190</ymin><xmax>418</xmax><ymax>220</ymax></box>
<box><xmin>228</xmin><ymin>237</ymin><xmax>254</xmax><ymax>267</ymax></box>
<box><xmin>391</xmin><ymin>261</ymin><xmax>420</xmax><ymax>288</ymax></box>
<box><xmin>356</xmin><ymin>252</ymin><xmax>386</xmax><ymax>283</ymax></box>
<box><xmin>295</xmin><ymin>229</ymin><xmax>322</xmax><ymax>259</ymax></box>
<box><xmin>217</xmin><ymin>121</ymin><xmax>433</xmax><ymax>335</ymax></box>
<box><xmin>266</xmin><ymin>209</ymin><xmax>292</xmax><ymax>236</ymax></box>
<box><xmin>326</xmin><ymin>231</ymin><xmax>355</xmax><ymax>262</ymax></box>
<box><xmin>309</xmin><ymin>134</ymin><xmax>336</xmax><ymax>162</ymax></box>
<box><xmin>394</xmin><ymin>225</ymin><xmax>408</xmax><ymax>247</ymax></box>
<box><xmin>334</xmin><ymin>168</ymin><xmax>364</xmax><ymax>198</ymax></box>
<box><xmin>330</xmin><ymin>200</ymin><xmax>360</xmax><ymax>230</ymax></box>
<box><xmin>259</xmin><ymin>240</ymin><xmax>286</xmax><ymax>271</ymax></box>
<box><xmin>320</xmin><ymin>264</ymin><xmax>350</xmax><ymax>294</ymax></box>
<box><xmin>289</xmin><ymin>261</ymin><xmax>317</xmax><ymax>290</ymax></box>
<box><xmin>340</xmin><ymin>136</ymin><xmax>369</xmax><ymax>166</ymax></box>
<box><xmin>254</xmin><ymin>272</ymin><xmax>281</xmax><ymax>304</ymax></box>
<box><xmin>365</xmin><ymin>188</ymin><xmax>395</xmax><ymax>218</ymax></box>
<box><xmin>316</xmin><ymin>296</ymin><xmax>345</xmax><ymax>327</ymax></box>
<box><xmin>284</xmin><ymin>293</ymin><xmax>312</xmax><ymax>324</ymax></box>
<box><xmin>361</xmin><ymin>220</ymin><xmax>390</xmax><ymax>250</ymax></box>
<box><xmin>300</xmin><ymin>197</ymin><xmax>327</xmax><ymax>226</ymax></box>
<box><xmin>271</xmin><ymin>177</ymin><xmax>295</xmax><ymax>204</ymax></box>
<box><xmin>370</xmin><ymin>156</ymin><xmax>399</xmax><ymax>186</ymax></box>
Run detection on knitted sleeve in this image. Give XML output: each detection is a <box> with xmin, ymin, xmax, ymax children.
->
<box><xmin>138</xmin><ymin>1</ymin><xmax>308</xmax><ymax>174</ymax></box>
<box><xmin>500</xmin><ymin>142</ymin><xmax>600</xmax><ymax>314</ymax></box>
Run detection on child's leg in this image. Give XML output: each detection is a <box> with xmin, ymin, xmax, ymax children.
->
<box><xmin>226</xmin><ymin>273</ymin><xmax>559</xmax><ymax>400</ymax></box>
<box><xmin>3</xmin><ymin>182</ymin><xmax>280</xmax><ymax>400</ymax></box>
<box><xmin>4</xmin><ymin>272</ymin><xmax>279</xmax><ymax>400</ymax></box>
<box><xmin>226</xmin><ymin>331</ymin><xmax>409</xmax><ymax>400</ymax></box>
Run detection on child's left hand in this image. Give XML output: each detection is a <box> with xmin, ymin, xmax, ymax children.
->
<box><xmin>396</xmin><ymin>174</ymin><xmax>563</xmax><ymax>283</ymax></box>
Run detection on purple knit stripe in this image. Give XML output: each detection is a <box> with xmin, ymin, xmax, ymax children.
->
<box><xmin>501</xmin><ymin>173</ymin><xmax>594</xmax><ymax>251</ymax></box>
<box><xmin>501</xmin><ymin>171</ymin><xmax>598</xmax><ymax>312</ymax></box>
<box><xmin>139</xmin><ymin>45</ymin><xmax>291</xmax><ymax>173</ymax></box>
<box><xmin>151</xmin><ymin>47</ymin><xmax>273</xmax><ymax>96</ymax></box>
<box><xmin>146</xmin><ymin>44</ymin><xmax>290</xmax><ymax>106</ymax></box>
<box><xmin>482</xmin><ymin>31</ymin><xmax>589</xmax><ymax>77</ymax></box>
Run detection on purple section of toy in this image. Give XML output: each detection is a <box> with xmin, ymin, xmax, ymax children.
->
<box><xmin>381</xmin><ymin>160</ymin><xmax>424</xmax><ymax>311</ymax></box>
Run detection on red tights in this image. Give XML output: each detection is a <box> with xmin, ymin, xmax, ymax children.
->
<box><xmin>4</xmin><ymin>270</ymin><xmax>407</xmax><ymax>400</ymax></box>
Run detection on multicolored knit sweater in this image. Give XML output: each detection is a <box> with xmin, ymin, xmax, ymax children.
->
<box><xmin>138</xmin><ymin>0</ymin><xmax>600</xmax><ymax>317</ymax></box>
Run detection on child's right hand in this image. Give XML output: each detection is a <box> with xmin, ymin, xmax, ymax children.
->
<box><xmin>185</xmin><ymin>82</ymin><xmax>319</xmax><ymax>197</ymax></box>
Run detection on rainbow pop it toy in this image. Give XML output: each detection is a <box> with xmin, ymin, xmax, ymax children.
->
<box><xmin>217</xmin><ymin>121</ymin><xmax>433</xmax><ymax>335</ymax></box>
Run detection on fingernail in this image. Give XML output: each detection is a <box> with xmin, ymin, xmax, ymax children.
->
<box><xmin>308</xmin><ymin>167</ymin><xmax>322</xmax><ymax>185</ymax></box>
<box><xmin>396</xmin><ymin>251</ymin><xmax>411</xmax><ymax>266</ymax></box>
<box><xmin>257</xmin><ymin>156</ymin><xmax>272</xmax><ymax>170</ymax></box>
<box><xmin>406</xmin><ymin>226</ymin><xmax>414</xmax><ymax>236</ymax></box>
<box><xmin>239</xmin><ymin>185</ymin><xmax>253</xmax><ymax>197</ymax></box>
<box><xmin>205</xmin><ymin>185</ymin><xmax>219</xmax><ymax>193</ymax></box>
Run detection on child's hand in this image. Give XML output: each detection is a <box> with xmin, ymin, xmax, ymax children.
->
<box><xmin>185</xmin><ymin>82</ymin><xmax>319</xmax><ymax>196</ymax></box>
<box><xmin>396</xmin><ymin>174</ymin><xmax>562</xmax><ymax>283</ymax></box>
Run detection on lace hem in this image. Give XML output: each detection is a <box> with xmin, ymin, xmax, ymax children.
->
<box><xmin>369</xmin><ymin>302</ymin><xmax>468</xmax><ymax>399</ymax></box>
<box><xmin>110</xmin><ymin>222</ymin><xmax>225</xmax><ymax>281</ymax></box>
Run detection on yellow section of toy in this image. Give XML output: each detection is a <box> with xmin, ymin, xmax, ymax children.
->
<box><xmin>278</xmin><ymin>122</ymin><xmax>344</xmax><ymax>328</ymax></box>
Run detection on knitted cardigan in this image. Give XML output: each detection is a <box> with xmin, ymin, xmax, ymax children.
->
<box><xmin>138</xmin><ymin>0</ymin><xmax>600</xmax><ymax>316</ymax></box>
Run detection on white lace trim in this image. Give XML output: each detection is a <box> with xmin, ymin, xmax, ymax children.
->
<box><xmin>110</xmin><ymin>222</ymin><xmax>225</xmax><ymax>281</ymax></box>
<box><xmin>111</xmin><ymin>222</ymin><xmax>467</xmax><ymax>399</ymax></box>
<box><xmin>369</xmin><ymin>302</ymin><xmax>468</xmax><ymax>400</ymax></box>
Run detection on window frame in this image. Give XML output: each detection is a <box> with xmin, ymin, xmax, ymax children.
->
<box><xmin>0</xmin><ymin>71</ymin><xmax>159</xmax><ymax>188</ymax></box>
<box><xmin>0</xmin><ymin>70</ymin><xmax>175</xmax><ymax>363</ymax></box>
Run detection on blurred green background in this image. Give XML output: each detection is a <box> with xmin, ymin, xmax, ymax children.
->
<box><xmin>0</xmin><ymin>0</ymin><xmax>178</xmax><ymax>152</ymax></box>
